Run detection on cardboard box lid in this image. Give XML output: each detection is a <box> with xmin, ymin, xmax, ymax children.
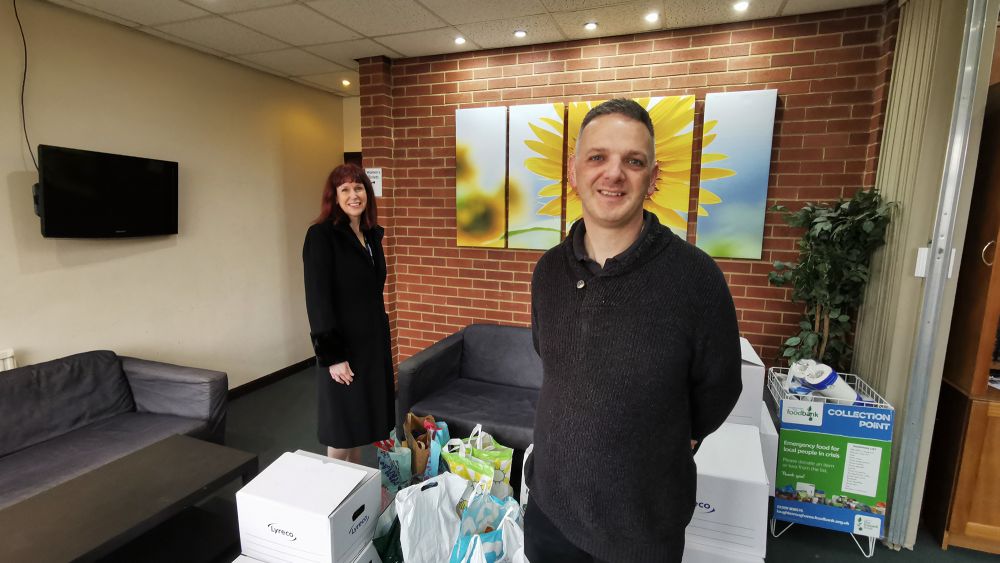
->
<box><xmin>740</xmin><ymin>338</ymin><xmax>764</xmax><ymax>368</ymax></box>
<box><xmin>695</xmin><ymin>423</ymin><xmax>767</xmax><ymax>483</ymax></box>
<box><xmin>238</xmin><ymin>452</ymin><xmax>368</xmax><ymax>516</ymax></box>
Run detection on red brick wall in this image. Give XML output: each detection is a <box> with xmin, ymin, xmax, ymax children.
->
<box><xmin>359</xmin><ymin>4</ymin><xmax>899</xmax><ymax>369</ymax></box>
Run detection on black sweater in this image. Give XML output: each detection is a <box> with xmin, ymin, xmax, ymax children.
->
<box><xmin>527</xmin><ymin>214</ymin><xmax>742</xmax><ymax>562</ymax></box>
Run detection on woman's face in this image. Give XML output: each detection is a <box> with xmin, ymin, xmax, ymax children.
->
<box><xmin>336</xmin><ymin>181</ymin><xmax>367</xmax><ymax>221</ymax></box>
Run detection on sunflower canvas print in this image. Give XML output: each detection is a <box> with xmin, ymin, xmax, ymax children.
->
<box><xmin>695</xmin><ymin>89</ymin><xmax>778</xmax><ymax>259</ymax></box>
<box><xmin>455</xmin><ymin>106</ymin><xmax>507</xmax><ymax>248</ymax></box>
<box><xmin>562</xmin><ymin>101</ymin><xmax>608</xmax><ymax>234</ymax></box>
<box><xmin>510</xmin><ymin>103</ymin><xmax>565</xmax><ymax>250</ymax></box>
<box><xmin>528</xmin><ymin>97</ymin><xmax>727</xmax><ymax>238</ymax></box>
<box><xmin>635</xmin><ymin>96</ymin><xmax>699</xmax><ymax>236</ymax></box>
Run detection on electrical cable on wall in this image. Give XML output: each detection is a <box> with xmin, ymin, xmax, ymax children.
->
<box><xmin>13</xmin><ymin>0</ymin><xmax>38</xmax><ymax>171</ymax></box>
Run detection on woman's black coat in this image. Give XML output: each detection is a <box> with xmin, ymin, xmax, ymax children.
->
<box><xmin>303</xmin><ymin>218</ymin><xmax>393</xmax><ymax>448</ymax></box>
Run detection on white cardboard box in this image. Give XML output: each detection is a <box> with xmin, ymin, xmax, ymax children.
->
<box><xmin>683</xmin><ymin>540</ymin><xmax>764</xmax><ymax>563</ymax></box>
<box><xmin>759</xmin><ymin>401</ymin><xmax>778</xmax><ymax>496</ymax></box>
<box><xmin>348</xmin><ymin>542</ymin><xmax>382</xmax><ymax>563</ymax></box>
<box><xmin>687</xmin><ymin>423</ymin><xmax>769</xmax><ymax>559</ymax></box>
<box><xmin>237</xmin><ymin>451</ymin><xmax>380</xmax><ymax>563</ymax></box>
<box><xmin>727</xmin><ymin>338</ymin><xmax>766</xmax><ymax>427</ymax></box>
<box><xmin>234</xmin><ymin>542</ymin><xmax>380</xmax><ymax>563</ymax></box>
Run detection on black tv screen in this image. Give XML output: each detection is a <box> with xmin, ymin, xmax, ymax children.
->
<box><xmin>37</xmin><ymin>145</ymin><xmax>178</xmax><ymax>238</ymax></box>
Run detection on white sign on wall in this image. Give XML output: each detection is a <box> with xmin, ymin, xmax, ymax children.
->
<box><xmin>365</xmin><ymin>167</ymin><xmax>383</xmax><ymax>196</ymax></box>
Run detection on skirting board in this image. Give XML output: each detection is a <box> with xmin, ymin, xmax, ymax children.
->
<box><xmin>228</xmin><ymin>358</ymin><xmax>314</xmax><ymax>400</ymax></box>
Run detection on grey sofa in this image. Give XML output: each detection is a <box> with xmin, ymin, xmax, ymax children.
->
<box><xmin>0</xmin><ymin>350</ymin><xmax>227</xmax><ymax>509</ymax></box>
<box><xmin>398</xmin><ymin>324</ymin><xmax>542</xmax><ymax>450</ymax></box>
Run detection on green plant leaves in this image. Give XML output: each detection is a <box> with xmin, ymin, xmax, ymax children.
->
<box><xmin>767</xmin><ymin>189</ymin><xmax>896</xmax><ymax>371</ymax></box>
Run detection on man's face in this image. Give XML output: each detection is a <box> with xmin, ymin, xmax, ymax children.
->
<box><xmin>569</xmin><ymin>113</ymin><xmax>658</xmax><ymax>231</ymax></box>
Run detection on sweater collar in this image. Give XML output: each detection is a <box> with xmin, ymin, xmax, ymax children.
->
<box><xmin>565</xmin><ymin>211</ymin><xmax>673</xmax><ymax>277</ymax></box>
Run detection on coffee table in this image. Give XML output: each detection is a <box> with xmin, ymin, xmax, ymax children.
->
<box><xmin>0</xmin><ymin>434</ymin><xmax>258</xmax><ymax>563</ymax></box>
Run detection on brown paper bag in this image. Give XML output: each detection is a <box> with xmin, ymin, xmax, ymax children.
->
<box><xmin>403</xmin><ymin>412</ymin><xmax>435</xmax><ymax>476</ymax></box>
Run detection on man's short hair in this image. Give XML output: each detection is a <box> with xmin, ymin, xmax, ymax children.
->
<box><xmin>579</xmin><ymin>98</ymin><xmax>655</xmax><ymax>140</ymax></box>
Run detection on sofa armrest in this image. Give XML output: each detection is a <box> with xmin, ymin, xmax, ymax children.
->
<box><xmin>396</xmin><ymin>329</ymin><xmax>464</xmax><ymax>435</ymax></box>
<box><xmin>120</xmin><ymin>357</ymin><xmax>227</xmax><ymax>444</ymax></box>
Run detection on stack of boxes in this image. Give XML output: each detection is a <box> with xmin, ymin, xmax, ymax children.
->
<box><xmin>683</xmin><ymin>338</ymin><xmax>772</xmax><ymax>563</ymax></box>
<box><xmin>233</xmin><ymin>451</ymin><xmax>383</xmax><ymax>563</ymax></box>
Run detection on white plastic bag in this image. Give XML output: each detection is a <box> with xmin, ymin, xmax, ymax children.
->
<box><xmin>509</xmin><ymin>546</ymin><xmax>530</xmax><ymax>563</ymax></box>
<box><xmin>520</xmin><ymin>443</ymin><xmax>533</xmax><ymax>515</ymax></box>
<box><xmin>395</xmin><ymin>471</ymin><xmax>472</xmax><ymax>563</ymax></box>
<box><xmin>452</xmin><ymin>495</ymin><xmax>524</xmax><ymax>563</ymax></box>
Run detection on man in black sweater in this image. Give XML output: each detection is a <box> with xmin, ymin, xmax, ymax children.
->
<box><xmin>525</xmin><ymin>98</ymin><xmax>743</xmax><ymax>562</ymax></box>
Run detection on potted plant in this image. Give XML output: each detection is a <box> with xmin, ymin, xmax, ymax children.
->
<box><xmin>768</xmin><ymin>189</ymin><xmax>896</xmax><ymax>372</ymax></box>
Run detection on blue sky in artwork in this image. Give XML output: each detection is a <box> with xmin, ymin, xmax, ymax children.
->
<box><xmin>696</xmin><ymin>89</ymin><xmax>777</xmax><ymax>259</ymax></box>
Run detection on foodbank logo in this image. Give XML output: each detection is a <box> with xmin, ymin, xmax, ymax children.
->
<box><xmin>788</xmin><ymin>405</ymin><xmax>819</xmax><ymax>420</ymax></box>
<box><xmin>783</xmin><ymin>400</ymin><xmax>823</xmax><ymax>426</ymax></box>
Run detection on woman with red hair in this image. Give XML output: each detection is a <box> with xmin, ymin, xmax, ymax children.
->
<box><xmin>303</xmin><ymin>163</ymin><xmax>393</xmax><ymax>462</ymax></box>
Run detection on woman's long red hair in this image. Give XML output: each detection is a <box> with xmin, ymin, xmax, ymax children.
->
<box><xmin>313</xmin><ymin>163</ymin><xmax>378</xmax><ymax>228</ymax></box>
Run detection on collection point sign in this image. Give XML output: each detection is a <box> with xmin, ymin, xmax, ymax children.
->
<box><xmin>774</xmin><ymin>398</ymin><xmax>893</xmax><ymax>538</ymax></box>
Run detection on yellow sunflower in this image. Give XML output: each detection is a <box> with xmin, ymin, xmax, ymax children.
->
<box><xmin>456</xmin><ymin>142</ymin><xmax>505</xmax><ymax>247</ymax></box>
<box><xmin>524</xmin><ymin>97</ymin><xmax>735</xmax><ymax>234</ymax></box>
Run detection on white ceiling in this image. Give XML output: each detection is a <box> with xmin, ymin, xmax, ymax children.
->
<box><xmin>45</xmin><ymin>0</ymin><xmax>884</xmax><ymax>97</ymax></box>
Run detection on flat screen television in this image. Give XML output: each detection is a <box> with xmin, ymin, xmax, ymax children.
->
<box><xmin>35</xmin><ymin>144</ymin><xmax>178</xmax><ymax>238</ymax></box>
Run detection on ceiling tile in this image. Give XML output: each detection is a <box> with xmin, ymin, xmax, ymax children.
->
<box><xmin>419</xmin><ymin>0</ymin><xmax>548</xmax><ymax>25</ymax></box>
<box><xmin>376</xmin><ymin>28</ymin><xmax>482</xmax><ymax>58</ymax></box>
<box><xmin>551</xmin><ymin>1</ymin><xmax>666</xmax><ymax>40</ymax></box>
<box><xmin>305</xmin><ymin>0</ymin><xmax>446</xmax><ymax>36</ymax></box>
<box><xmin>70</xmin><ymin>0</ymin><xmax>208</xmax><ymax>26</ymax></box>
<box><xmin>663</xmin><ymin>0</ymin><xmax>784</xmax><ymax>29</ymax></box>
<box><xmin>156</xmin><ymin>17</ymin><xmax>288</xmax><ymax>54</ymax></box>
<box><xmin>540</xmin><ymin>0</ymin><xmax>633</xmax><ymax>12</ymax></box>
<box><xmin>46</xmin><ymin>0</ymin><xmax>141</xmax><ymax>27</ymax></box>
<box><xmin>781</xmin><ymin>0</ymin><xmax>883</xmax><ymax>16</ymax></box>
<box><xmin>305</xmin><ymin>39</ymin><xmax>403</xmax><ymax>69</ymax></box>
<box><xmin>239</xmin><ymin>48</ymin><xmax>350</xmax><ymax>76</ymax></box>
<box><xmin>297</xmin><ymin>69</ymin><xmax>361</xmax><ymax>96</ymax></box>
<box><xmin>182</xmin><ymin>0</ymin><xmax>295</xmax><ymax>14</ymax></box>
<box><xmin>142</xmin><ymin>26</ymin><xmax>226</xmax><ymax>56</ymax></box>
<box><xmin>227</xmin><ymin>4</ymin><xmax>361</xmax><ymax>46</ymax></box>
<box><xmin>458</xmin><ymin>14</ymin><xmax>566</xmax><ymax>49</ymax></box>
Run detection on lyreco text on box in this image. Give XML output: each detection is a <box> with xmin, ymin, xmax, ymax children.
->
<box><xmin>236</xmin><ymin>451</ymin><xmax>380</xmax><ymax>563</ymax></box>
<box><xmin>727</xmin><ymin>338</ymin><xmax>766</xmax><ymax>427</ymax></box>
<box><xmin>687</xmin><ymin>423</ymin><xmax>769</xmax><ymax>559</ymax></box>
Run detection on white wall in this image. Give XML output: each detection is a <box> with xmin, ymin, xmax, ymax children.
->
<box><xmin>343</xmin><ymin>96</ymin><xmax>361</xmax><ymax>152</ymax></box>
<box><xmin>1</xmin><ymin>0</ymin><xmax>345</xmax><ymax>387</ymax></box>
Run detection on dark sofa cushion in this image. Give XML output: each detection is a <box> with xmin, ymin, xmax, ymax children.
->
<box><xmin>0</xmin><ymin>351</ymin><xmax>135</xmax><ymax>457</ymax></box>
<box><xmin>411</xmin><ymin>378</ymin><xmax>538</xmax><ymax>450</ymax></box>
<box><xmin>0</xmin><ymin>412</ymin><xmax>205</xmax><ymax>509</ymax></box>
<box><xmin>460</xmin><ymin>324</ymin><xmax>543</xmax><ymax>390</ymax></box>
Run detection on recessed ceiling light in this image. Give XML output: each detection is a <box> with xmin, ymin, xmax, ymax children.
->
<box><xmin>454</xmin><ymin>36</ymin><xmax>466</xmax><ymax>45</ymax></box>
<box><xmin>645</xmin><ymin>12</ymin><xmax>659</xmax><ymax>23</ymax></box>
<box><xmin>514</xmin><ymin>29</ymin><xmax>527</xmax><ymax>38</ymax></box>
<box><xmin>584</xmin><ymin>21</ymin><xmax>598</xmax><ymax>31</ymax></box>
<box><xmin>733</xmin><ymin>1</ymin><xmax>749</xmax><ymax>11</ymax></box>
<box><xmin>341</xmin><ymin>79</ymin><xmax>351</xmax><ymax>87</ymax></box>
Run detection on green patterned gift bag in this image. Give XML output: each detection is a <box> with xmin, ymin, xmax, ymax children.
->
<box><xmin>465</xmin><ymin>424</ymin><xmax>514</xmax><ymax>496</ymax></box>
<box><xmin>442</xmin><ymin>439</ymin><xmax>494</xmax><ymax>496</ymax></box>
